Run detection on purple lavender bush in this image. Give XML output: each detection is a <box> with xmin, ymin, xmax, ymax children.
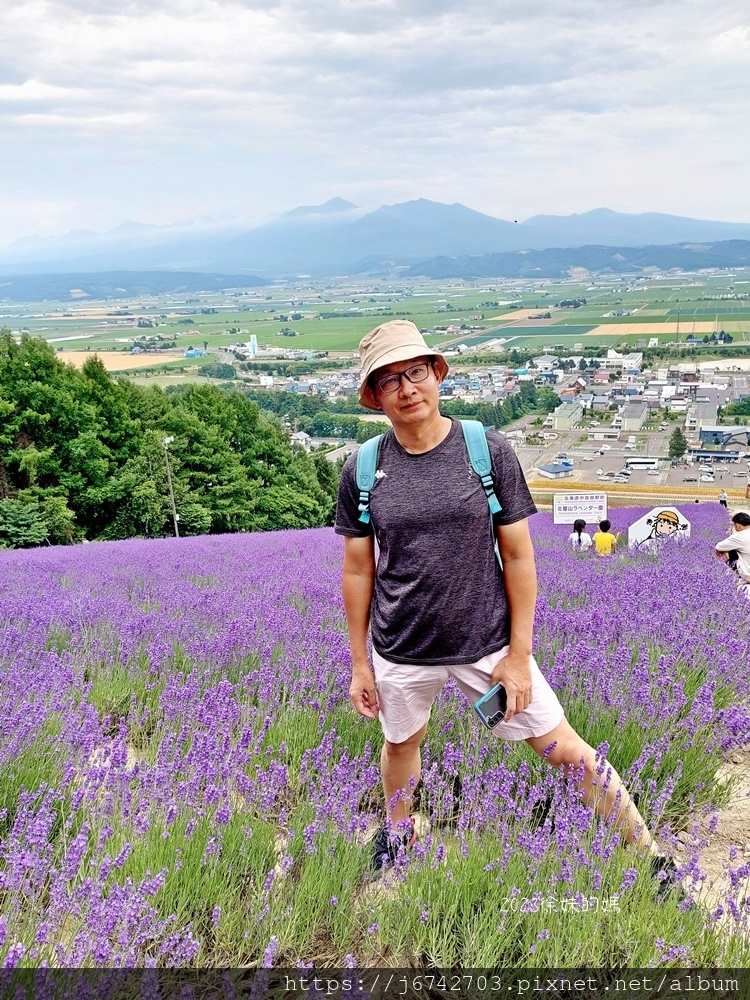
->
<box><xmin>0</xmin><ymin>504</ymin><xmax>748</xmax><ymax>968</ymax></box>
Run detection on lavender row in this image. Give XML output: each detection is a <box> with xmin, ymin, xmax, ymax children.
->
<box><xmin>0</xmin><ymin>505</ymin><xmax>747</xmax><ymax>967</ymax></box>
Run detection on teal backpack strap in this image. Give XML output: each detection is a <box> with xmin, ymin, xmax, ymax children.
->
<box><xmin>355</xmin><ymin>434</ymin><xmax>383</xmax><ymax>525</ymax></box>
<box><xmin>461</xmin><ymin>420</ymin><xmax>502</xmax><ymax>516</ymax></box>
<box><xmin>460</xmin><ymin>420</ymin><xmax>503</xmax><ymax>567</ymax></box>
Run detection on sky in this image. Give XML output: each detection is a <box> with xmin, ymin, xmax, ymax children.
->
<box><xmin>1</xmin><ymin>0</ymin><xmax>749</xmax><ymax>245</ymax></box>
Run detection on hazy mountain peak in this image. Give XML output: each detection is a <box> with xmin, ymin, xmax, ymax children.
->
<box><xmin>285</xmin><ymin>197</ymin><xmax>357</xmax><ymax>217</ymax></box>
<box><xmin>7</xmin><ymin>228</ymin><xmax>98</xmax><ymax>250</ymax></box>
<box><xmin>110</xmin><ymin>220</ymin><xmax>163</xmax><ymax>234</ymax></box>
<box><xmin>524</xmin><ymin>207</ymin><xmax>623</xmax><ymax>224</ymax></box>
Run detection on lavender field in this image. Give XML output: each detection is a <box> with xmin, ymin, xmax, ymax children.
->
<box><xmin>1</xmin><ymin>504</ymin><xmax>750</xmax><ymax>969</ymax></box>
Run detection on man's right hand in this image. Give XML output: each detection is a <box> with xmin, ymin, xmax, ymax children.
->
<box><xmin>349</xmin><ymin>665</ymin><xmax>379</xmax><ymax>719</ymax></box>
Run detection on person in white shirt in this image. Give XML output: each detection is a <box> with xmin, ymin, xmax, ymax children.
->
<box><xmin>568</xmin><ymin>518</ymin><xmax>593</xmax><ymax>551</ymax></box>
<box><xmin>715</xmin><ymin>512</ymin><xmax>750</xmax><ymax>583</ymax></box>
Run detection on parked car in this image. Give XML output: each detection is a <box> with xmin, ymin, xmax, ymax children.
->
<box><xmin>700</xmin><ymin>475</ymin><xmax>715</xmax><ymax>483</ymax></box>
<box><xmin>582</xmin><ymin>455</ymin><xmax>594</xmax><ymax>461</ymax></box>
<box><xmin>599</xmin><ymin>444</ymin><xmax>611</xmax><ymax>451</ymax></box>
<box><xmin>714</xmin><ymin>466</ymin><xmax>728</xmax><ymax>472</ymax></box>
<box><xmin>612</xmin><ymin>476</ymin><xmax>628</xmax><ymax>484</ymax></box>
<box><xmin>618</xmin><ymin>469</ymin><xmax>632</xmax><ymax>477</ymax></box>
<box><xmin>734</xmin><ymin>472</ymin><xmax>748</xmax><ymax>478</ymax></box>
<box><xmin>647</xmin><ymin>469</ymin><xmax>661</xmax><ymax>476</ymax></box>
<box><xmin>683</xmin><ymin>477</ymin><xmax>698</xmax><ymax>482</ymax></box>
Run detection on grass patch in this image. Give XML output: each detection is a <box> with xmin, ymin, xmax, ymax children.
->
<box><xmin>0</xmin><ymin>713</ymin><xmax>66</xmax><ymax>838</ymax></box>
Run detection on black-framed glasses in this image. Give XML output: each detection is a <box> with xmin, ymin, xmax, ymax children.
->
<box><xmin>374</xmin><ymin>361</ymin><xmax>432</xmax><ymax>394</ymax></box>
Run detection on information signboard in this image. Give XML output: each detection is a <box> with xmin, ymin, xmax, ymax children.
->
<box><xmin>553</xmin><ymin>492</ymin><xmax>608</xmax><ymax>524</ymax></box>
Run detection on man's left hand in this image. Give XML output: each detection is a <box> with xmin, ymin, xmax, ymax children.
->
<box><xmin>490</xmin><ymin>650</ymin><xmax>533</xmax><ymax>722</ymax></box>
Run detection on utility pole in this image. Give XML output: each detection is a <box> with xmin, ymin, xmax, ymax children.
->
<box><xmin>162</xmin><ymin>436</ymin><xmax>180</xmax><ymax>538</ymax></box>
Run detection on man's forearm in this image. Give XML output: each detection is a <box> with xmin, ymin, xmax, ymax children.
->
<box><xmin>502</xmin><ymin>554</ymin><xmax>537</xmax><ymax>655</ymax></box>
<box><xmin>342</xmin><ymin>570</ymin><xmax>374</xmax><ymax>667</ymax></box>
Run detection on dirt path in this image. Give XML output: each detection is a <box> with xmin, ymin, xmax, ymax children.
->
<box><xmin>681</xmin><ymin>749</ymin><xmax>750</xmax><ymax>914</ymax></box>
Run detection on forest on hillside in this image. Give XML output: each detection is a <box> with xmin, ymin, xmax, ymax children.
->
<box><xmin>245</xmin><ymin>380</ymin><xmax>558</xmax><ymax>438</ymax></box>
<box><xmin>0</xmin><ymin>332</ymin><xmax>339</xmax><ymax>548</ymax></box>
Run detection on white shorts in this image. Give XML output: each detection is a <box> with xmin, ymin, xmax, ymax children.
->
<box><xmin>372</xmin><ymin>644</ymin><xmax>565</xmax><ymax>745</ymax></box>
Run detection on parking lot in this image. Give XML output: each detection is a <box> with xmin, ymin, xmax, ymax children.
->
<box><xmin>513</xmin><ymin>425</ymin><xmax>750</xmax><ymax>494</ymax></box>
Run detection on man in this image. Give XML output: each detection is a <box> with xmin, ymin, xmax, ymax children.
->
<box><xmin>715</xmin><ymin>511</ymin><xmax>750</xmax><ymax>584</ymax></box>
<box><xmin>335</xmin><ymin>320</ymin><xmax>675</xmax><ymax>885</ymax></box>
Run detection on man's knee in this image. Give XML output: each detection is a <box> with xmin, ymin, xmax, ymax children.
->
<box><xmin>384</xmin><ymin>725</ymin><xmax>426</xmax><ymax>757</ymax></box>
<box><xmin>543</xmin><ymin>734</ymin><xmax>596</xmax><ymax>773</ymax></box>
<box><xmin>528</xmin><ymin>720</ymin><xmax>596</xmax><ymax>774</ymax></box>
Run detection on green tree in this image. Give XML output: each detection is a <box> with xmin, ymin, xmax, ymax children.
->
<box><xmin>38</xmin><ymin>494</ymin><xmax>79</xmax><ymax>545</ymax></box>
<box><xmin>312</xmin><ymin>452</ymin><xmax>340</xmax><ymax>505</ymax></box>
<box><xmin>79</xmin><ymin>357</ymin><xmax>142</xmax><ymax>462</ymax></box>
<box><xmin>518</xmin><ymin>382</ymin><xmax>538</xmax><ymax>407</ymax></box>
<box><xmin>725</xmin><ymin>398</ymin><xmax>750</xmax><ymax>417</ymax></box>
<box><xmin>0</xmin><ymin>499</ymin><xmax>48</xmax><ymax>548</ymax></box>
<box><xmin>356</xmin><ymin>421</ymin><xmax>390</xmax><ymax>444</ymax></box>
<box><xmin>668</xmin><ymin>426</ymin><xmax>688</xmax><ymax>461</ymax></box>
<box><xmin>173</xmin><ymin>500</ymin><xmax>213</xmax><ymax>536</ymax></box>
<box><xmin>200</xmin><ymin>363</ymin><xmax>235</xmax><ymax>379</ymax></box>
<box><xmin>19</xmin><ymin>489</ymin><xmax>79</xmax><ymax>545</ymax></box>
<box><xmin>0</xmin><ymin>331</ymin><xmax>338</xmax><ymax>541</ymax></box>
<box><xmin>536</xmin><ymin>388</ymin><xmax>561</xmax><ymax>413</ymax></box>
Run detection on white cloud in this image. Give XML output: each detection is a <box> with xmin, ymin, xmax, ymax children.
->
<box><xmin>710</xmin><ymin>23</ymin><xmax>750</xmax><ymax>52</ymax></box>
<box><xmin>0</xmin><ymin>0</ymin><xmax>749</xmax><ymax>241</ymax></box>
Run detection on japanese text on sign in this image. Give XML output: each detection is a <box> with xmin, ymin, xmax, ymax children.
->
<box><xmin>553</xmin><ymin>492</ymin><xmax>608</xmax><ymax>524</ymax></box>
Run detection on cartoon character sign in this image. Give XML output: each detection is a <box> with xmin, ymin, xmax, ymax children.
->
<box><xmin>628</xmin><ymin>506</ymin><xmax>690</xmax><ymax>550</ymax></box>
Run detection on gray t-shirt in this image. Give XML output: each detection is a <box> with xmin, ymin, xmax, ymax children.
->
<box><xmin>335</xmin><ymin>418</ymin><xmax>537</xmax><ymax>665</ymax></box>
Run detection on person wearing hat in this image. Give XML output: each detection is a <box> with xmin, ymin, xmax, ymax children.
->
<box><xmin>335</xmin><ymin>320</ymin><xmax>673</xmax><ymax>883</ymax></box>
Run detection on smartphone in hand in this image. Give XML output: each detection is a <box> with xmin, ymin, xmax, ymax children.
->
<box><xmin>473</xmin><ymin>683</ymin><xmax>507</xmax><ymax>729</ymax></box>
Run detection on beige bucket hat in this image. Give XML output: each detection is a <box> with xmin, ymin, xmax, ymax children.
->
<box><xmin>358</xmin><ymin>319</ymin><xmax>449</xmax><ymax>411</ymax></box>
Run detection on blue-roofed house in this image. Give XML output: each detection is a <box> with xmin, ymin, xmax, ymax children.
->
<box><xmin>537</xmin><ymin>462</ymin><xmax>574</xmax><ymax>480</ymax></box>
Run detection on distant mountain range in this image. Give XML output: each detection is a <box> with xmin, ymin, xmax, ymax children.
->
<box><xmin>1</xmin><ymin>240</ymin><xmax>750</xmax><ymax>302</ymax></box>
<box><xmin>3</xmin><ymin>199</ymin><xmax>750</xmax><ymax>277</ymax></box>
<box><xmin>0</xmin><ymin>271</ymin><xmax>266</xmax><ymax>303</ymax></box>
<box><xmin>405</xmin><ymin>240</ymin><xmax>750</xmax><ymax>280</ymax></box>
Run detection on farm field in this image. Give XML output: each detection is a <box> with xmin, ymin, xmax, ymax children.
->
<box><xmin>1</xmin><ymin>508</ymin><xmax>749</xmax><ymax>970</ymax></box>
<box><xmin>585</xmin><ymin>323</ymin><xmax>716</xmax><ymax>337</ymax></box>
<box><xmin>56</xmin><ymin>351</ymin><xmax>186</xmax><ymax>371</ymax></box>
<box><xmin>4</xmin><ymin>270</ymin><xmax>750</xmax><ymax>362</ymax></box>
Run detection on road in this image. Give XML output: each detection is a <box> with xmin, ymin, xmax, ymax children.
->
<box><xmin>512</xmin><ymin>422</ymin><xmax>749</xmax><ymax>495</ymax></box>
